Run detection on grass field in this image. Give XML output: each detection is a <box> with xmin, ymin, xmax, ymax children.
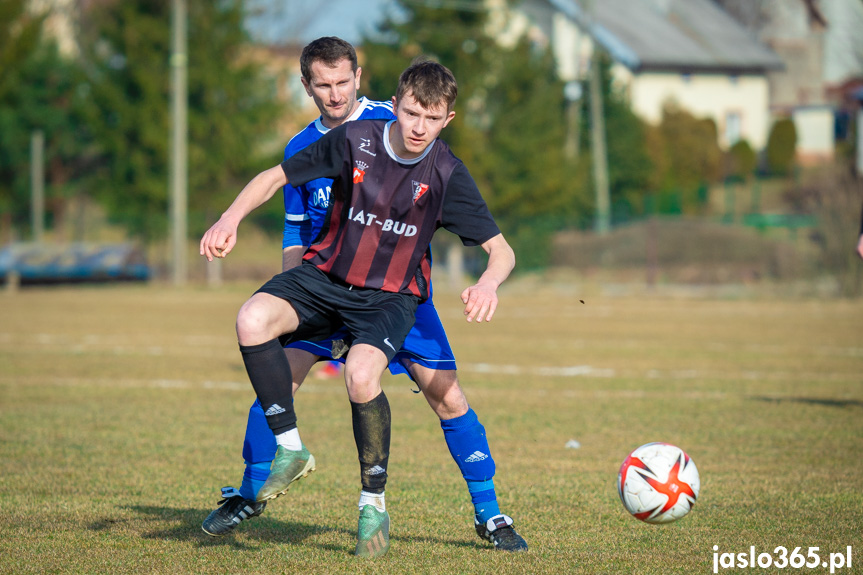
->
<box><xmin>1</xmin><ymin>278</ymin><xmax>861</xmax><ymax>574</ymax></box>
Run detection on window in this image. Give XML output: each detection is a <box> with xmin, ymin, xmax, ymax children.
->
<box><xmin>725</xmin><ymin>111</ymin><xmax>741</xmax><ymax>146</ymax></box>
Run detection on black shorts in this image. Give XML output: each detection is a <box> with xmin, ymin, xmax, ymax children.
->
<box><xmin>255</xmin><ymin>263</ymin><xmax>420</xmax><ymax>363</ymax></box>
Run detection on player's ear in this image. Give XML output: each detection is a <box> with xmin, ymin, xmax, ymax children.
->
<box><xmin>301</xmin><ymin>76</ymin><xmax>312</xmax><ymax>97</ymax></box>
<box><xmin>354</xmin><ymin>66</ymin><xmax>362</xmax><ymax>90</ymax></box>
<box><xmin>391</xmin><ymin>96</ymin><xmax>398</xmax><ymax>110</ymax></box>
<box><xmin>442</xmin><ymin>110</ymin><xmax>456</xmax><ymax>128</ymax></box>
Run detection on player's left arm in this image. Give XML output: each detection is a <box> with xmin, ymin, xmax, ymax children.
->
<box><xmin>461</xmin><ymin>233</ymin><xmax>515</xmax><ymax>323</ymax></box>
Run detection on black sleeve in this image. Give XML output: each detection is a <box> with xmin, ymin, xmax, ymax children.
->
<box><xmin>280</xmin><ymin>124</ymin><xmax>348</xmax><ymax>187</ymax></box>
<box><xmin>441</xmin><ymin>162</ymin><xmax>501</xmax><ymax>246</ymax></box>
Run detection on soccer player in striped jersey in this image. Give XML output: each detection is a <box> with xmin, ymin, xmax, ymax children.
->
<box><xmin>200</xmin><ymin>40</ymin><xmax>526</xmax><ymax>555</ymax></box>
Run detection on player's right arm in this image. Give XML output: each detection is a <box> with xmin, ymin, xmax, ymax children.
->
<box><xmin>201</xmin><ymin>124</ymin><xmax>346</xmax><ymax>262</ymax></box>
<box><xmin>282</xmin><ymin>245</ymin><xmax>306</xmax><ymax>271</ymax></box>
<box><xmin>281</xmin><ymin>182</ymin><xmax>311</xmax><ymax>271</ymax></box>
<box><xmin>200</xmin><ymin>165</ymin><xmax>289</xmax><ymax>261</ymax></box>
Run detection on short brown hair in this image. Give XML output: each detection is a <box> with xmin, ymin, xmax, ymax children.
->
<box><xmin>396</xmin><ymin>59</ymin><xmax>458</xmax><ymax>112</ymax></box>
<box><xmin>300</xmin><ymin>37</ymin><xmax>358</xmax><ymax>82</ymax></box>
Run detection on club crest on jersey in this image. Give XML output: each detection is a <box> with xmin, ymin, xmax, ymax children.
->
<box><xmin>353</xmin><ymin>161</ymin><xmax>368</xmax><ymax>184</ymax></box>
<box><xmin>412</xmin><ymin>180</ymin><xmax>429</xmax><ymax>203</ymax></box>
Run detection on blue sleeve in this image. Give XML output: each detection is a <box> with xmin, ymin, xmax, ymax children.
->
<box><xmin>283</xmin><ymin>181</ymin><xmax>309</xmax><ymax>222</ymax></box>
<box><xmin>282</xmin><ymin>218</ymin><xmax>314</xmax><ymax>249</ymax></box>
<box><xmin>282</xmin><ymin>137</ymin><xmax>311</xmax><ymax>248</ymax></box>
<box><xmin>283</xmin><ymin>137</ymin><xmax>310</xmax><ymax>223</ymax></box>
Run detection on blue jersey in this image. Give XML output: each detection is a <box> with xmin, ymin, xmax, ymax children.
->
<box><xmin>282</xmin><ymin>97</ymin><xmax>395</xmax><ymax>249</ymax></box>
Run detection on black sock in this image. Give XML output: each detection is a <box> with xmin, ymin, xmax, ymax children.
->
<box><xmin>239</xmin><ymin>339</ymin><xmax>296</xmax><ymax>435</ymax></box>
<box><xmin>351</xmin><ymin>391</ymin><xmax>391</xmax><ymax>494</ymax></box>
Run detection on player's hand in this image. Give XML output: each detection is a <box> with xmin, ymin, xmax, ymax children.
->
<box><xmin>460</xmin><ymin>281</ymin><xmax>499</xmax><ymax>323</ymax></box>
<box><xmin>200</xmin><ymin>220</ymin><xmax>238</xmax><ymax>261</ymax></box>
<box><xmin>857</xmin><ymin>234</ymin><xmax>863</xmax><ymax>260</ymax></box>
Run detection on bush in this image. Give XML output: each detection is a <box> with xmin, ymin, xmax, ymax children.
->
<box><xmin>725</xmin><ymin>139</ymin><xmax>758</xmax><ymax>181</ymax></box>
<box><xmin>766</xmin><ymin>118</ymin><xmax>797</xmax><ymax>176</ymax></box>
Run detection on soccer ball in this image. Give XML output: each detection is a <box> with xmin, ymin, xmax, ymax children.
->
<box><xmin>617</xmin><ymin>442</ymin><xmax>700</xmax><ymax>524</ymax></box>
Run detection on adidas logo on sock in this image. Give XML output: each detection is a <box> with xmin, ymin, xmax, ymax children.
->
<box><xmin>464</xmin><ymin>451</ymin><xmax>489</xmax><ymax>463</ymax></box>
<box><xmin>365</xmin><ymin>465</ymin><xmax>386</xmax><ymax>475</ymax></box>
<box><xmin>265</xmin><ymin>404</ymin><xmax>286</xmax><ymax>416</ymax></box>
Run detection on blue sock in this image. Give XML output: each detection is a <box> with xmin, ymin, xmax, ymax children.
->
<box><xmin>240</xmin><ymin>461</ymin><xmax>271</xmax><ymax>500</ymax></box>
<box><xmin>468</xmin><ymin>479</ymin><xmax>501</xmax><ymax>523</ymax></box>
<box><xmin>239</xmin><ymin>399</ymin><xmax>278</xmax><ymax>500</ymax></box>
<box><xmin>440</xmin><ymin>408</ymin><xmax>500</xmax><ymax>523</ymax></box>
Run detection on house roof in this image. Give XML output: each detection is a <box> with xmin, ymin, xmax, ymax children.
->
<box><xmin>548</xmin><ymin>0</ymin><xmax>785</xmax><ymax>74</ymax></box>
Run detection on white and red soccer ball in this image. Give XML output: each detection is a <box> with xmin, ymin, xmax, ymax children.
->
<box><xmin>618</xmin><ymin>442</ymin><xmax>700</xmax><ymax>524</ymax></box>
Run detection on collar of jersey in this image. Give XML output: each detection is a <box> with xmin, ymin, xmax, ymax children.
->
<box><xmin>314</xmin><ymin>97</ymin><xmax>371</xmax><ymax>134</ymax></box>
<box><xmin>383</xmin><ymin>119</ymin><xmax>435</xmax><ymax>165</ymax></box>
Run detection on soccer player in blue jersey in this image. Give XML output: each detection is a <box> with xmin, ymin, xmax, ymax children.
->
<box><xmin>200</xmin><ymin>42</ymin><xmax>526</xmax><ymax>555</ymax></box>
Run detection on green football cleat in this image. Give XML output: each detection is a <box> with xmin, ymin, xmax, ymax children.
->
<box><xmin>255</xmin><ymin>445</ymin><xmax>316</xmax><ymax>502</ymax></box>
<box><xmin>355</xmin><ymin>505</ymin><xmax>390</xmax><ymax>558</ymax></box>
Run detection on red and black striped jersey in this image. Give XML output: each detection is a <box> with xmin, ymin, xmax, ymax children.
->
<box><xmin>280</xmin><ymin>119</ymin><xmax>500</xmax><ymax>300</ymax></box>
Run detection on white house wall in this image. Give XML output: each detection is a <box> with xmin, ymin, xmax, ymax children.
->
<box><xmin>791</xmin><ymin>107</ymin><xmax>835</xmax><ymax>163</ymax></box>
<box><xmin>623</xmin><ymin>71</ymin><xmax>771</xmax><ymax>150</ymax></box>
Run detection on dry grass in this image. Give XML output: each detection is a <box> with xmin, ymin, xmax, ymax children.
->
<box><xmin>0</xmin><ymin>279</ymin><xmax>861</xmax><ymax>574</ymax></box>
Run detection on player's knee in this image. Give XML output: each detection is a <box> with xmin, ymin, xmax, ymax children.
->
<box><xmin>235</xmin><ymin>304</ymin><xmax>268</xmax><ymax>344</ymax></box>
<box><xmin>346</xmin><ymin>363</ymin><xmax>375</xmax><ymax>388</ymax></box>
<box><xmin>344</xmin><ymin>364</ymin><xmax>382</xmax><ymax>402</ymax></box>
<box><xmin>236</xmin><ymin>297</ymin><xmax>288</xmax><ymax>345</ymax></box>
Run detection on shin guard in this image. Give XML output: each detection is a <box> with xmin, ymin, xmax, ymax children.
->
<box><xmin>351</xmin><ymin>391</ymin><xmax>391</xmax><ymax>494</ymax></box>
<box><xmin>239</xmin><ymin>339</ymin><xmax>296</xmax><ymax>435</ymax></box>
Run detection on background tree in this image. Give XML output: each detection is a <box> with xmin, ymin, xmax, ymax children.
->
<box><xmin>725</xmin><ymin>139</ymin><xmax>758</xmax><ymax>182</ymax></box>
<box><xmin>362</xmin><ymin>0</ymin><xmax>587</xmax><ymax>268</ymax></box>
<box><xmin>1</xmin><ymin>40</ymin><xmax>95</xmax><ymax>240</ymax></box>
<box><xmin>647</xmin><ymin>102</ymin><xmax>722</xmax><ymax>213</ymax></box>
<box><xmin>766</xmin><ymin>118</ymin><xmax>797</xmax><ymax>176</ymax></box>
<box><xmin>476</xmin><ymin>37</ymin><xmax>588</xmax><ymax>267</ymax></box>
<box><xmin>0</xmin><ymin>0</ymin><xmax>44</xmax><ymax>96</ymax></box>
<box><xmin>361</xmin><ymin>0</ymin><xmax>496</xmax><ymax>170</ymax></box>
<box><xmin>0</xmin><ymin>1</ymin><xmax>71</xmax><ymax>239</ymax></box>
<box><xmin>77</xmin><ymin>0</ymin><xmax>284</xmax><ymax>241</ymax></box>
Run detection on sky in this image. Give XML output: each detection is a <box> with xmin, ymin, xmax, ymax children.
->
<box><xmin>244</xmin><ymin>0</ymin><xmax>400</xmax><ymax>45</ymax></box>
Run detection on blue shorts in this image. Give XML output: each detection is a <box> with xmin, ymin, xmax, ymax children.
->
<box><xmin>287</xmin><ymin>297</ymin><xmax>457</xmax><ymax>378</ymax></box>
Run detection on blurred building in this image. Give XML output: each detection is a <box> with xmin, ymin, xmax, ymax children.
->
<box><xmin>239</xmin><ymin>43</ymin><xmax>311</xmax><ymax>141</ymax></box>
<box><xmin>244</xmin><ymin>0</ymin><xmax>863</xmax><ymax>166</ymax></box>
<box><xmin>730</xmin><ymin>0</ymin><xmax>863</xmax><ymax>165</ymax></box>
<box><xmin>512</xmin><ymin>0</ymin><xmax>785</xmax><ymax>151</ymax></box>
<box><xmin>244</xmin><ymin>0</ymin><xmax>393</xmax><ymax>45</ymax></box>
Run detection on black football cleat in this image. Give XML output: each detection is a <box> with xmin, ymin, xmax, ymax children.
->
<box><xmin>475</xmin><ymin>514</ymin><xmax>528</xmax><ymax>552</ymax></box>
<box><xmin>202</xmin><ymin>486</ymin><xmax>267</xmax><ymax>536</ymax></box>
